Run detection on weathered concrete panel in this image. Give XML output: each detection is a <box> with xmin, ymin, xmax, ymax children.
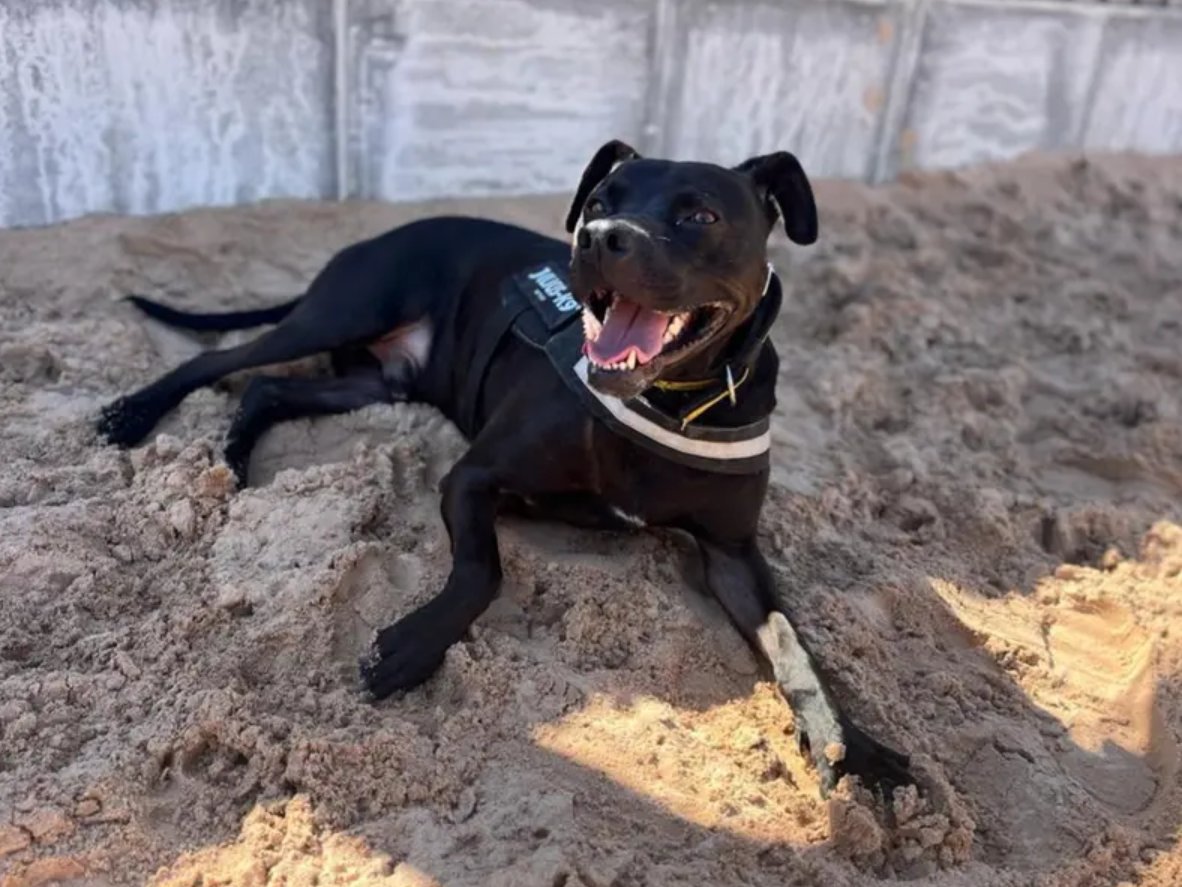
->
<box><xmin>0</xmin><ymin>0</ymin><xmax>334</xmax><ymax>228</ymax></box>
<box><xmin>1</xmin><ymin>0</ymin><xmax>1181</xmax><ymax>229</ymax></box>
<box><xmin>347</xmin><ymin>0</ymin><xmax>654</xmax><ymax>201</ymax></box>
<box><xmin>897</xmin><ymin>3</ymin><xmax>1104</xmax><ymax>174</ymax></box>
<box><xmin>1083</xmin><ymin>15</ymin><xmax>1182</xmax><ymax>153</ymax></box>
<box><xmin>652</xmin><ymin>0</ymin><xmax>903</xmax><ymax>179</ymax></box>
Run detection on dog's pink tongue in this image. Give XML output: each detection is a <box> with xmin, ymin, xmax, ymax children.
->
<box><xmin>587</xmin><ymin>298</ymin><xmax>668</xmax><ymax>364</ymax></box>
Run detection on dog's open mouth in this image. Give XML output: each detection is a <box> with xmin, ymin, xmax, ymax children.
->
<box><xmin>581</xmin><ymin>289</ymin><xmax>728</xmax><ymax>372</ymax></box>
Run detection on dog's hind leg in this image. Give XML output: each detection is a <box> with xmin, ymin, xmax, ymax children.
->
<box><xmin>97</xmin><ymin>307</ymin><xmax>402</xmax><ymax>449</ymax></box>
<box><xmin>98</xmin><ymin>222</ymin><xmax>449</xmax><ymax>449</ymax></box>
<box><xmin>696</xmin><ymin>536</ymin><xmax>911</xmax><ymax>798</ymax></box>
<box><xmin>97</xmin><ymin>327</ymin><xmax>324</xmax><ymax>448</ymax></box>
<box><xmin>224</xmin><ymin>369</ymin><xmax>398</xmax><ymax>485</ymax></box>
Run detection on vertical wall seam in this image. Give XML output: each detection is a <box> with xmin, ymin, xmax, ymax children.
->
<box><xmin>871</xmin><ymin>0</ymin><xmax>931</xmax><ymax>183</ymax></box>
<box><xmin>1074</xmin><ymin>10</ymin><xmax>1112</xmax><ymax>146</ymax></box>
<box><xmin>640</xmin><ymin>0</ymin><xmax>677</xmax><ymax>157</ymax></box>
<box><xmin>333</xmin><ymin>0</ymin><xmax>350</xmax><ymax>200</ymax></box>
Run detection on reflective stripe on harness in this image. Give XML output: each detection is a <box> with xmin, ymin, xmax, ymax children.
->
<box><xmin>573</xmin><ymin>357</ymin><xmax>771</xmax><ymax>462</ymax></box>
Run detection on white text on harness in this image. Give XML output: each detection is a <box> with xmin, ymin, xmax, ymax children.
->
<box><xmin>527</xmin><ymin>267</ymin><xmax>579</xmax><ymax>313</ymax></box>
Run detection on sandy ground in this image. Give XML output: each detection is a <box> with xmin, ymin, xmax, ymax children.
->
<box><xmin>1</xmin><ymin>153</ymin><xmax>1181</xmax><ymax>887</ymax></box>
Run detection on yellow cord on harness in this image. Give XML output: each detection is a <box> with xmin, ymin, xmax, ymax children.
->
<box><xmin>677</xmin><ymin>366</ymin><xmax>751</xmax><ymax>430</ymax></box>
<box><xmin>652</xmin><ymin>377</ymin><xmax>716</xmax><ymax>392</ymax></box>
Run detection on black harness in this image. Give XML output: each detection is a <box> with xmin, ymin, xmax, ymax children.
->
<box><xmin>457</xmin><ymin>263</ymin><xmax>781</xmax><ymax>475</ymax></box>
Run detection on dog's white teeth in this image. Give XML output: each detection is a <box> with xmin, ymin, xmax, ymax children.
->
<box><xmin>594</xmin><ymin>356</ymin><xmax>640</xmax><ymax>371</ymax></box>
<box><xmin>664</xmin><ymin>313</ymin><xmax>687</xmax><ymax>344</ymax></box>
<box><xmin>582</xmin><ymin>307</ymin><xmax>602</xmax><ymax>341</ymax></box>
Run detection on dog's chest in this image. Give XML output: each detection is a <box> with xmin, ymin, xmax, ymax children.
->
<box><xmin>590</xmin><ymin>452</ymin><xmax>692</xmax><ymax>529</ymax></box>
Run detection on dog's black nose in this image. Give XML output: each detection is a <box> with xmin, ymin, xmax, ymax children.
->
<box><xmin>577</xmin><ymin>220</ymin><xmax>635</xmax><ymax>258</ymax></box>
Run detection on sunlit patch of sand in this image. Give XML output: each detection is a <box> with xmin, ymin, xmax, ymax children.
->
<box><xmin>532</xmin><ymin>687</ymin><xmax>824</xmax><ymax>845</ymax></box>
<box><xmin>931</xmin><ymin>531</ymin><xmax>1180</xmax><ymax>817</ymax></box>
<box><xmin>149</xmin><ymin>796</ymin><xmax>433</xmax><ymax>887</ymax></box>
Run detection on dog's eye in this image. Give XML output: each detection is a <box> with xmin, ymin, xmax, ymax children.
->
<box><xmin>585</xmin><ymin>198</ymin><xmax>607</xmax><ymax>217</ymax></box>
<box><xmin>685</xmin><ymin>208</ymin><xmax>718</xmax><ymax>225</ymax></box>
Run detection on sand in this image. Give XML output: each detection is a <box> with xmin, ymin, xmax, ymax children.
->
<box><xmin>1</xmin><ymin>153</ymin><xmax>1181</xmax><ymax>887</ymax></box>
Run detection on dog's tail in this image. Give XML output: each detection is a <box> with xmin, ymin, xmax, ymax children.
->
<box><xmin>124</xmin><ymin>294</ymin><xmax>300</xmax><ymax>332</ymax></box>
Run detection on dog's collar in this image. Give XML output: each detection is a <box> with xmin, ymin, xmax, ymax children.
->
<box><xmin>569</xmin><ymin>264</ymin><xmax>781</xmax><ymax>470</ymax></box>
<box><xmin>649</xmin><ymin>263</ymin><xmax>781</xmax><ymax>428</ymax></box>
<box><xmin>573</xmin><ymin>356</ymin><xmax>771</xmax><ymax>465</ymax></box>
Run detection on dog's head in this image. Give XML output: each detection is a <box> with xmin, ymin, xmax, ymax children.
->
<box><xmin>566</xmin><ymin>140</ymin><xmax>817</xmax><ymax>399</ymax></box>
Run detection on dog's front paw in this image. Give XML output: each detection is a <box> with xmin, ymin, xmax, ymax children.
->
<box><xmin>359</xmin><ymin>609</ymin><xmax>451</xmax><ymax>700</ymax></box>
<box><xmin>762</xmin><ymin>612</ymin><xmax>912</xmax><ymax>799</ymax></box>
<box><xmin>794</xmin><ymin>704</ymin><xmax>912</xmax><ymax>799</ymax></box>
<box><xmin>97</xmin><ymin>395</ymin><xmax>158</xmax><ymax>448</ymax></box>
<box><xmin>835</xmin><ymin>716</ymin><xmax>912</xmax><ymax>798</ymax></box>
<box><xmin>790</xmin><ymin>693</ymin><xmax>846</xmax><ymax>797</ymax></box>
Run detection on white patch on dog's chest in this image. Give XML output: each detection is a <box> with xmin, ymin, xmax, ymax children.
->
<box><xmin>609</xmin><ymin>506</ymin><xmax>646</xmax><ymax>528</ymax></box>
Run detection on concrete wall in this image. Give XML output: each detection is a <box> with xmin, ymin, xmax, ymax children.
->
<box><xmin>1</xmin><ymin>0</ymin><xmax>1180</xmax><ymax>228</ymax></box>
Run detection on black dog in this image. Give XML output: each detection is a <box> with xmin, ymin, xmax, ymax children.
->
<box><xmin>97</xmin><ymin>141</ymin><xmax>910</xmax><ymax>797</ymax></box>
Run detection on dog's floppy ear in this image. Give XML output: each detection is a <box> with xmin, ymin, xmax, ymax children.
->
<box><xmin>734</xmin><ymin>152</ymin><xmax>818</xmax><ymax>245</ymax></box>
<box><xmin>565</xmin><ymin>140</ymin><xmax>641</xmax><ymax>233</ymax></box>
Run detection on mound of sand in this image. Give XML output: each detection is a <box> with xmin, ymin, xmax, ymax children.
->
<box><xmin>1</xmin><ymin>154</ymin><xmax>1181</xmax><ymax>887</ymax></box>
